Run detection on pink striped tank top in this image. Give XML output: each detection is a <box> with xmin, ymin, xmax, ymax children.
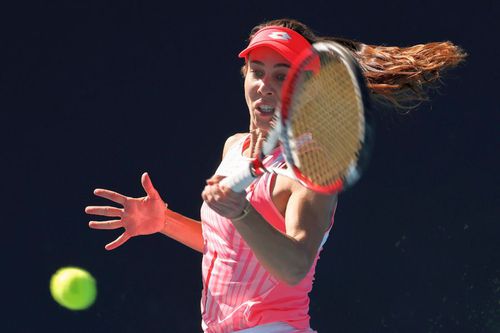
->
<box><xmin>200</xmin><ymin>135</ymin><xmax>334</xmax><ymax>333</ymax></box>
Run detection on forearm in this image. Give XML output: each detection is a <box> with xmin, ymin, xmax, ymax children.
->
<box><xmin>161</xmin><ymin>208</ymin><xmax>204</xmax><ymax>253</ymax></box>
<box><xmin>231</xmin><ymin>206</ymin><xmax>311</xmax><ymax>285</ymax></box>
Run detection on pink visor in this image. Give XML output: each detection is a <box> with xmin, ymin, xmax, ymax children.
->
<box><xmin>239</xmin><ymin>26</ymin><xmax>312</xmax><ymax>63</ymax></box>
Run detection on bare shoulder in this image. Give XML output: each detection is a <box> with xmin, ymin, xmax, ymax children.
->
<box><xmin>291</xmin><ymin>179</ymin><xmax>338</xmax><ymax>206</ymax></box>
<box><xmin>222</xmin><ymin>133</ymin><xmax>248</xmax><ymax>158</ymax></box>
<box><xmin>279</xmin><ymin>175</ymin><xmax>337</xmax><ymax>208</ymax></box>
<box><xmin>273</xmin><ymin>173</ymin><xmax>338</xmax><ymax>220</ymax></box>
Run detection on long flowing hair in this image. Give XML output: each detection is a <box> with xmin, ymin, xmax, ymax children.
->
<box><xmin>243</xmin><ymin>18</ymin><xmax>467</xmax><ymax>111</ymax></box>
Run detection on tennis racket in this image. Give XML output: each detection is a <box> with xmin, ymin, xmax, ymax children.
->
<box><xmin>220</xmin><ymin>41</ymin><xmax>374</xmax><ymax>194</ymax></box>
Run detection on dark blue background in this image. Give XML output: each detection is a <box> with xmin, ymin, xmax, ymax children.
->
<box><xmin>1</xmin><ymin>1</ymin><xmax>498</xmax><ymax>332</ymax></box>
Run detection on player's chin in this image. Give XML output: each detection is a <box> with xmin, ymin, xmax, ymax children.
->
<box><xmin>254</xmin><ymin>119</ymin><xmax>273</xmax><ymax>132</ymax></box>
<box><xmin>254</xmin><ymin>111</ymin><xmax>275</xmax><ymax>125</ymax></box>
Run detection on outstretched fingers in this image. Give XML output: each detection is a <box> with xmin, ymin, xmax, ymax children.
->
<box><xmin>105</xmin><ymin>232</ymin><xmax>131</xmax><ymax>251</ymax></box>
<box><xmin>85</xmin><ymin>206</ymin><xmax>123</xmax><ymax>217</ymax></box>
<box><xmin>88</xmin><ymin>219</ymin><xmax>122</xmax><ymax>230</ymax></box>
<box><xmin>93</xmin><ymin>189</ymin><xmax>127</xmax><ymax>205</ymax></box>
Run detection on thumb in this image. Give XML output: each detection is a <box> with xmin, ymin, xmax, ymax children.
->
<box><xmin>141</xmin><ymin>172</ymin><xmax>160</xmax><ymax>199</ymax></box>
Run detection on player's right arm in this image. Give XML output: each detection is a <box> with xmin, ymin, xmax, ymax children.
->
<box><xmin>161</xmin><ymin>208</ymin><xmax>203</xmax><ymax>253</ymax></box>
<box><xmin>86</xmin><ymin>134</ymin><xmax>246</xmax><ymax>253</ymax></box>
<box><xmin>162</xmin><ymin>133</ymin><xmax>248</xmax><ymax>251</ymax></box>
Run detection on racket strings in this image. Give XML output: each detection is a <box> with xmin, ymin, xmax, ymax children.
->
<box><xmin>289</xmin><ymin>55</ymin><xmax>364</xmax><ymax>187</ymax></box>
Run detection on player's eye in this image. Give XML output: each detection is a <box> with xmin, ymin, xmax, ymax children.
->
<box><xmin>250</xmin><ymin>70</ymin><xmax>264</xmax><ymax>79</ymax></box>
<box><xmin>276</xmin><ymin>73</ymin><xmax>287</xmax><ymax>82</ymax></box>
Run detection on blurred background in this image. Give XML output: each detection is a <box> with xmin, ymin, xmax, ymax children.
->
<box><xmin>1</xmin><ymin>1</ymin><xmax>498</xmax><ymax>332</ymax></box>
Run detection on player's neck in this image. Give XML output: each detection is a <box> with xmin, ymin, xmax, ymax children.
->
<box><xmin>246</xmin><ymin>129</ymin><xmax>268</xmax><ymax>159</ymax></box>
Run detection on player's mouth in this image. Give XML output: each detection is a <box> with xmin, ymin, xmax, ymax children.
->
<box><xmin>256</xmin><ymin>105</ymin><xmax>275</xmax><ymax>116</ymax></box>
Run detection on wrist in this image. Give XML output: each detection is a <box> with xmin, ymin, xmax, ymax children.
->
<box><xmin>231</xmin><ymin>200</ymin><xmax>253</xmax><ymax>222</ymax></box>
<box><xmin>164</xmin><ymin>205</ymin><xmax>173</xmax><ymax>229</ymax></box>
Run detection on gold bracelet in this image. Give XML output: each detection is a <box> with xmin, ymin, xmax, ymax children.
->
<box><xmin>232</xmin><ymin>201</ymin><xmax>252</xmax><ymax>221</ymax></box>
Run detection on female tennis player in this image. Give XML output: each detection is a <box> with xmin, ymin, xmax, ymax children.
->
<box><xmin>86</xmin><ymin>18</ymin><xmax>466</xmax><ymax>333</ymax></box>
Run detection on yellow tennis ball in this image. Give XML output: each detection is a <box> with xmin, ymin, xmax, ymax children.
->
<box><xmin>50</xmin><ymin>266</ymin><xmax>97</xmax><ymax>310</ymax></box>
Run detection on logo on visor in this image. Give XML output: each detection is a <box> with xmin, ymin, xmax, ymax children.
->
<box><xmin>268</xmin><ymin>32</ymin><xmax>291</xmax><ymax>41</ymax></box>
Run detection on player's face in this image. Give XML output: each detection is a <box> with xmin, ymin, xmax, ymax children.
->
<box><xmin>244</xmin><ymin>47</ymin><xmax>290</xmax><ymax>132</ymax></box>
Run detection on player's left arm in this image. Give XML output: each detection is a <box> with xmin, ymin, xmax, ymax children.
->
<box><xmin>226</xmin><ymin>176</ymin><xmax>337</xmax><ymax>285</ymax></box>
<box><xmin>282</xmin><ymin>179</ymin><xmax>337</xmax><ymax>281</ymax></box>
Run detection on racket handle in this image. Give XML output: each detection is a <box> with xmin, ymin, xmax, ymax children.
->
<box><xmin>220</xmin><ymin>164</ymin><xmax>256</xmax><ymax>193</ymax></box>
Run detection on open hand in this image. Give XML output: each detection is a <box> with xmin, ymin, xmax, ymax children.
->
<box><xmin>86</xmin><ymin>172</ymin><xmax>167</xmax><ymax>250</ymax></box>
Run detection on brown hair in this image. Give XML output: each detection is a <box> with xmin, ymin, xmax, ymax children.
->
<box><xmin>242</xmin><ymin>18</ymin><xmax>467</xmax><ymax>111</ymax></box>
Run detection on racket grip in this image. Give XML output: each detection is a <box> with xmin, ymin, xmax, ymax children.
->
<box><xmin>220</xmin><ymin>164</ymin><xmax>256</xmax><ymax>193</ymax></box>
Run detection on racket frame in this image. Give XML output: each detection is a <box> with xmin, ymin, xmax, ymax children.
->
<box><xmin>279</xmin><ymin>41</ymin><xmax>372</xmax><ymax>194</ymax></box>
<box><xmin>221</xmin><ymin>41</ymin><xmax>373</xmax><ymax>195</ymax></box>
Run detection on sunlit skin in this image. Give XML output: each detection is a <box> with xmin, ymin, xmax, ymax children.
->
<box><xmin>85</xmin><ymin>173</ymin><xmax>200</xmax><ymax>251</ymax></box>
<box><xmin>204</xmin><ymin>47</ymin><xmax>336</xmax><ymax>285</ymax></box>
<box><xmin>85</xmin><ymin>48</ymin><xmax>290</xmax><ymax>250</ymax></box>
<box><xmin>86</xmin><ymin>46</ymin><xmax>336</xmax><ymax>285</ymax></box>
<box><xmin>203</xmin><ymin>47</ymin><xmax>291</xmax><ymax>219</ymax></box>
<box><xmin>244</xmin><ymin>47</ymin><xmax>290</xmax><ymax>155</ymax></box>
